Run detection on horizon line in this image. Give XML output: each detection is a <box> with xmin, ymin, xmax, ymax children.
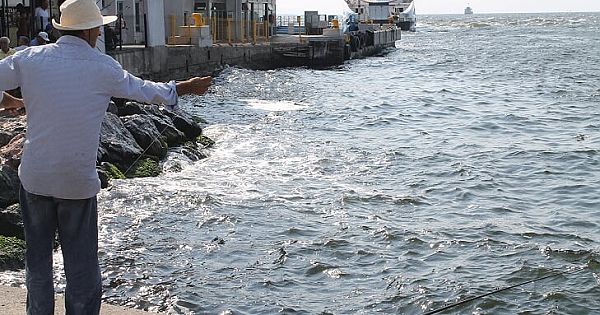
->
<box><xmin>277</xmin><ymin>9</ymin><xmax>600</xmax><ymax>16</ymax></box>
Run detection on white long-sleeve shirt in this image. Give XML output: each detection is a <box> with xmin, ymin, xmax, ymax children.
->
<box><xmin>0</xmin><ymin>35</ymin><xmax>178</xmax><ymax>199</ymax></box>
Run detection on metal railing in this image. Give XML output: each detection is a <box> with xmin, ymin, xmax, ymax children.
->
<box><xmin>167</xmin><ymin>13</ymin><xmax>272</xmax><ymax>46</ymax></box>
<box><xmin>102</xmin><ymin>12</ymin><xmax>148</xmax><ymax>51</ymax></box>
<box><xmin>275</xmin><ymin>16</ymin><xmax>306</xmax><ymax>35</ymax></box>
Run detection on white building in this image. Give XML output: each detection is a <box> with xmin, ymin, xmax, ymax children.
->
<box><xmin>101</xmin><ymin>0</ymin><xmax>276</xmax><ymax>46</ymax></box>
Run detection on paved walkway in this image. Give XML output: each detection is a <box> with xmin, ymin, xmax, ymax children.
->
<box><xmin>0</xmin><ymin>286</ymin><xmax>158</xmax><ymax>314</ymax></box>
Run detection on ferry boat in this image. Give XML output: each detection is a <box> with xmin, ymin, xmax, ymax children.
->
<box><xmin>464</xmin><ymin>6</ymin><xmax>474</xmax><ymax>15</ymax></box>
<box><xmin>344</xmin><ymin>0</ymin><xmax>416</xmax><ymax>32</ymax></box>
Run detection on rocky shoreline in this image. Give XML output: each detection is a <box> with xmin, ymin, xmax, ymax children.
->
<box><xmin>0</xmin><ymin>100</ymin><xmax>213</xmax><ymax>271</ymax></box>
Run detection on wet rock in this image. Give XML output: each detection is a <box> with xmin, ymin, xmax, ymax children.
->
<box><xmin>0</xmin><ymin>204</ymin><xmax>24</xmax><ymax>240</ymax></box>
<box><xmin>0</xmin><ymin>166</ymin><xmax>20</xmax><ymax>209</ymax></box>
<box><xmin>100</xmin><ymin>162</ymin><xmax>126</xmax><ymax>180</ymax></box>
<box><xmin>117</xmin><ymin>101</ymin><xmax>147</xmax><ymax>117</ymax></box>
<box><xmin>160</xmin><ymin>108</ymin><xmax>203</xmax><ymax>139</ymax></box>
<box><xmin>0</xmin><ymin>116</ymin><xmax>26</xmax><ymax>169</ymax></box>
<box><xmin>0</xmin><ymin>131</ymin><xmax>14</xmax><ymax>148</ymax></box>
<box><xmin>126</xmin><ymin>158</ymin><xmax>161</xmax><ymax>178</ymax></box>
<box><xmin>0</xmin><ymin>116</ymin><xmax>26</xmax><ymax>148</ymax></box>
<box><xmin>171</xmin><ymin>141</ymin><xmax>208</xmax><ymax>162</ymax></box>
<box><xmin>98</xmin><ymin>112</ymin><xmax>143</xmax><ymax>170</ymax></box>
<box><xmin>111</xmin><ymin>97</ymin><xmax>127</xmax><ymax>108</ymax></box>
<box><xmin>0</xmin><ymin>235</ymin><xmax>26</xmax><ymax>271</ymax></box>
<box><xmin>149</xmin><ymin>114</ymin><xmax>187</xmax><ymax>147</ymax></box>
<box><xmin>197</xmin><ymin>135</ymin><xmax>216</xmax><ymax>148</ymax></box>
<box><xmin>107</xmin><ymin>101</ymin><xmax>119</xmax><ymax>116</ymax></box>
<box><xmin>162</xmin><ymin>160</ymin><xmax>184</xmax><ymax>173</ymax></box>
<box><xmin>97</xmin><ymin>168</ymin><xmax>109</xmax><ymax>189</ymax></box>
<box><xmin>140</xmin><ymin>103</ymin><xmax>163</xmax><ymax>117</ymax></box>
<box><xmin>0</xmin><ymin>133</ymin><xmax>25</xmax><ymax>169</ymax></box>
<box><xmin>143</xmin><ymin>106</ymin><xmax>187</xmax><ymax>146</ymax></box>
<box><xmin>122</xmin><ymin>114</ymin><xmax>168</xmax><ymax>160</ymax></box>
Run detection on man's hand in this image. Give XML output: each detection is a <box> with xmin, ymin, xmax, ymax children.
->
<box><xmin>0</xmin><ymin>92</ymin><xmax>24</xmax><ymax>111</ymax></box>
<box><xmin>176</xmin><ymin>76</ymin><xmax>212</xmax><ymax>96</ymax></box>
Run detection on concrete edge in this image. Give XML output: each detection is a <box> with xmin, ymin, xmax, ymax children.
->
<box><xmin>0</xmin><ymin>285</ymin><xmax>159</xmax><ymax>315</ymax></box>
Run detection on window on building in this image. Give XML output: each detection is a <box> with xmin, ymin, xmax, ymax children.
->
<box><xmin>134</xmin><ymin>1</ymin><xmax>141</xmax><ymax>32</ymax></box>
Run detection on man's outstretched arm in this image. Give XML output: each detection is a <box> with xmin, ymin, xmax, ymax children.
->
<box><xmin>176</xmin><ymin>76</ymin><xmax>212</xmax><ymax>96</ymax></box>
<box><xmin>110</xmin><ymin>67</ymin><xmax>213</xmax><ymax>106</ymax></box>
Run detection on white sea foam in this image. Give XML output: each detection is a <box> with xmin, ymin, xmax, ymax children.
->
<box><xmin>242</xmin><ymin>99</ymin><xmax>308</xmax><ymax>111</ymax></box>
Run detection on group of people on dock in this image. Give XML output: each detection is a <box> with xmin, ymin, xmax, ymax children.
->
<box><xmin>0</xmin><ymin>0</ymin><xmax>56</xmax><ymax>61</ymax></box>
<box><xmin>1</xmin><ymin>0</ymin><xmax>129</xmax><ymax>55</ymax></box>
<box><xmin>0</xmin><ymin>0</ymin><xmax>212</xmax><ymax>314</ymax></box>
<box><xmin>0</xmin><ymin>32</ymin><xmax>51</xmax><ymax>60</ymax></box>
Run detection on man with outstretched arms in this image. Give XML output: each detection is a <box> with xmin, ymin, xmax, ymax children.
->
<box><xmin>0</xmin><ymin>0</ymin><xmax>212</xmax><ymax>314</ymax></box>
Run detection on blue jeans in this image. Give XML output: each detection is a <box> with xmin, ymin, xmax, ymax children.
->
<box><xmin>19</xmin><ymin>186</ymin><xmax>102</xmax><ymax>315</ymax></box>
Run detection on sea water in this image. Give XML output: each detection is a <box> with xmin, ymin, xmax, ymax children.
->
<box><xmin>2</xmin><ymin>12</ymin><xmax>599</xmax><ymax>314</ymax></box>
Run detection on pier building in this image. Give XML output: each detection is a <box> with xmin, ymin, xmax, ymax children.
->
<box><xmin>0</xmin><ymin>1</ymin><xmax>400</xmax><ymax>81</ymax></box>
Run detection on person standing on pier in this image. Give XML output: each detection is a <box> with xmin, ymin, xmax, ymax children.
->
<box><xmin>34</xmin><ymin>0</ymin><xmax>51</xmax><ymax>32</ymax></box>
<box><xmin>0</xmin><ymin>0</ymin><xmax>212</xmax><ymax>314</ymax></box>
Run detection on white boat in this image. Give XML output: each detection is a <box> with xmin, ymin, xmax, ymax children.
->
<box><xmin>465</xmin><ymin>6</ymin><xmax>474</xmax><ymax>15</ymax></box>
<box><xmin>344</xmin><ymin>0</ymin><xmax>416</xmax><ymax>32</ymax></box>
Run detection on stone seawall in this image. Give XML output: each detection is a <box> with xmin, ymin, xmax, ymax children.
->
<box><xmin>108</xmin><ymin>29</ymin><xmax>400</xmax><ymax>81</ymax></box>
<box><xmin>108</xmin><ymin>37</ymin><xmax>356</xmax><ymax>81</ymax></box>
<box><xmin>109</xmin><ymin>45</ymin><xmax>278</xmax><ymax>81</ymax></box>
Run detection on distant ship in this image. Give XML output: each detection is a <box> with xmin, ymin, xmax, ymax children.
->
<box><xmin>464</xmin><ymin>6</ymin><xmax>474</xmax><ymax>15</ymax></box>
<box><xmin>344</xmin><ymin>0</ymin><xmax>416</xmax><ymax>32</ymax></box>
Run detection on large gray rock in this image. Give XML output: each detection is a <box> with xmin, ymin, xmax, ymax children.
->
<box><xmin>117</xmin><ymin>101</ymin><xmax>147</xmax><ymax>117</ymax></box>
<box><xmin>98</xmin><ymin>112</ymin><xmax>143</xmax><ymax>169</ymax></box>
<box><xmin>160</xmin><ymin>108</ymin><xmax>203</xmax><ymax>139</ymax></box>
<box><xmin>147</xmin><ymin>114</ymin><xmax>186</xmax><ymax>147</ymax></box>
<box><xmin>0</xmin><ymin>116</ymin><xmax>26</xmax><ymax>148</ymax></box>
<box><xmin>0</xmin><ymin>115</ymin><xmax>27</xmax><ymax>152</ymax></box>
<box><xmin>170</xmin><ymin>141</ymin><xmax>207</xmax><ymax>162</ymax></box>
<box><xmin>106</xmin><ymin>101</ymin><xmax>119</xmax><ymax>116</ymax></box>
<box><xmin>97</xmin><ymin>168</ymin><xmax>109</xmax><ymax>189</ymax></box>
<box><xmin>140</xmin><ymin>105</ymin><xmax>184</xmax><ymax>144</ymax></box>
<box><xmin>142</xmin><ymin>104</ymin><xmax>164</xmax><ymax>117</ymax></box>
<box><xmin>0</xmin><ymin>204</ymin><xmax>24</xmax><ymax>240</ymax></box>
<box><xmin>0</xmin><ymin>130</ymin><xmax>13</xmax><ymax>148</ymax></box>
<box><xmin>116</xmin><ymin>103</ymin><xmax>187</xmax><ymax>146</ymax></box>
<box><xmin>0</xmin><ymin>166</ymin><xmax>20</xmax><ymax>209</ymax></box>
<box><xmin>122</xmin><ymin>114</ymin><xmax>167</xmax><ymax>159</ymax></box>
<box><xmin>0</xmin><ymin>133</ymin><xmax>24</xmax><ymax>169</ymax></box>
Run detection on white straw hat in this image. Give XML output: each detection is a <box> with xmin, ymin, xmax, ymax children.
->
<box><xmin>52</xmin><ymin>0</ymin><xmax>117</xmax><ymax>31</ymax></box>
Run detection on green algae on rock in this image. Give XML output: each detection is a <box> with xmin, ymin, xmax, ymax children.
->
<box><xmin>197</xmin><ymin>134</ymin><xmax>215</xmax><ymax>148</ymax></box>
<box><xmin>101</xmin><ymin>162</ymin><xmax>126</xmax><ymax>180</ymax></box>
<box><xmin>127</xmin><ymin>158</ymin><xmax>161</xmax><ymax>178</ymax></box>
<box><xmin>0</xmin><ymin>236</ymin><xmax>25</xmax><ymax>271</ymax></box>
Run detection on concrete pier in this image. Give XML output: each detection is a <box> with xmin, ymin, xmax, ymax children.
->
<box><xmin>0</xmin><ymin>286</ymin><xmax>157</xmax><ymax>315</ymax></box>
<box><xmin>109</xmin><ymin>44</ymin><xmax>275</xmax><ymax>81</ymax></box>
<box><xmin>108</xmin><ymin>28</ymin><xmax>400</xmax><ymax>81</ymax></box>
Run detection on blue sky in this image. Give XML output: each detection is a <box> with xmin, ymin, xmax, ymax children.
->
<box><xmin>277</xmin><ymin>0</ymin><xmax>600</xmax><ymax>15</ymax></box>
